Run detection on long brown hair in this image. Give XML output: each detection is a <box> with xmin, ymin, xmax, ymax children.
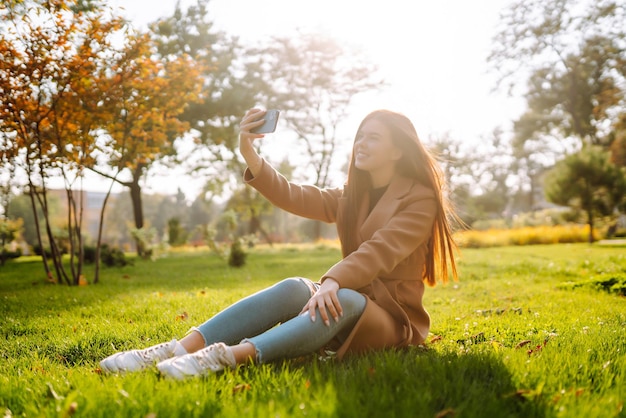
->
<box><xmin>342</xmin><ymin>110</ymin><xmax>459</xmax><ymax>286</ymax></box>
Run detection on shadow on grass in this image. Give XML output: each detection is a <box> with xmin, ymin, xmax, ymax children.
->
<box><xmin>323</xmin><ymin>348</ymin><xmax>546</xmax><ymax>418</ymax></box>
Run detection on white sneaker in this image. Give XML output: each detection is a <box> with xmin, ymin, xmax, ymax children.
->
<box><xmin>100</xmin><ymin>339</ymin><xmax>180</xmax><ymax>373</ymax></box>
<box><xmin>156</xmin><ymin>342</ymin><xmax>236</xmax><ymax>380</ymax></box>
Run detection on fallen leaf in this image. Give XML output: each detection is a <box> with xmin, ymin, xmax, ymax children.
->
<box><xmin>66</xmin><ymin>402</ymin><xmax>78</xmax><ymax>416</ymax></box>
<box><xmin>176</xmin><ymin>312</ymin><xmax>189</xmax><ymax>321</ymax></box>
<box><xmin>232</xmin><ymin>383</ymin><xmax>251</xmax><ymax>394</ymax></box>
<box><xmin>515</xmin><ymin>340</ymin><xmax>532</xmax><ymax>349</ymax></box>
<box><xmin>435</xmin><ymin>408</ymin><xmax>456</xmax><ymax>418</ymax></box>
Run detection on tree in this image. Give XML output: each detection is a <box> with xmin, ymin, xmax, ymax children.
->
<box><xmin>7</xmin><ymin>193</ymin><xmax>61</xmax><ymax>248</ymax></box>
<box><xmin>490</xmin><ymin>0</ymin><xmax>626</xmax><ymax>198</ymax></box>
<box><xmin>0</xmin><ymin>0</ymin><xmax>124</xmax><ymax>284</ymax></box>
<box><xmin>225</xmin><ymin>185</ymin><xmax>274</xmax><ymax>243</ymax></box>
<box><xmin>0</xmin><ymin>218</ymin><xmax>22</xmax><ymax>265</ymax></box>
<box><xmin>261</xmin><ymin>33</ymin><xmax>384</xmax><ymax>189</ymax></box>
<box><xmin>91</xmin><ymin>30</ymin><xmax>203</xmax><ymax>257</ymax></box>
<box><xmin>167</xmin><ymin>217</ymin><xmax>188</xmax><ymax>247</ymax></box>
<box><xmin>151</xmin><ymin>2</ymin><xmax>384</xmax><ymax>243</ymax></box>
<box><xmin>510</xmin><ymin>36</ymin><xmax>624</xmax><ymax>149</ymax></box>
<box><xmin>428</xmin><ymin>129</ymin><xmax>514</xmax><ymax>225</ymax></box>
<box><xmin>150</xmin><ymin>0</ymin><xmax>275</xmax><ymax>242</ymax></box>
<box><xmin>544</xmin><ymin>146</ymin><xmax>626</xmax><ymax>242</ymax></box>
<box><xmin>610</xmin><ymin>114</ymin><xmax>626</xmax><ymax>168</ymax></box>
<box><xmin>257</xmin><ymin>33</ymin><xmax>384</xmax><ymax>239</ymax></box>
<box><xmin>489</xmin><ymin>0</ymin><xmax>625</xmax><ymax>99</ymax></box>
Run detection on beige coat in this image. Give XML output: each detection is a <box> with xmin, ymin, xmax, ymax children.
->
<box><xmin>245</xmin><ymin>159</ymin><xmax>436</xmax><ymax>358</ymax></box>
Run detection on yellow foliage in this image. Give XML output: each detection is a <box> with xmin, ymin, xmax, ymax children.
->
<box><xmin>454</xmin><ymin>225</ymin><xmax>599</xmax><ymax>248</ymax></box>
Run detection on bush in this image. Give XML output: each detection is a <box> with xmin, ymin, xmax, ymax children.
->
<box><xmin>83</xmin><ymin>245</ymin><xmax>97</xmax><ymax>264</ymax></box>
<box><xmin>613</xmin><ymin>228</ymin><xmax>626</xmax><ymax>238</ymax></box>
<box><xmin>454</xmin><ymin>224</ymin><xmax>598</xmax><ymax>248</ymax></box>
<box><xmin>228</xmin><ymin>239</ymin><xmax>247</xmax><ymax>267</ymax></box>
<box><xmin>83</xmin><ymin>244</ymin><xmax>131</xmax><ymax>267</ymax></box>
<box><xmin>0</xmin><ymin>248</ymin><xmax>22</xmax><ymax>261</ymax></box>
<box><xmin>100</xmin><ymin>244</ymin><xmax>131</xmax><ymax>267</ymax></box>
<box><xmin>510</xmin><ymin>208</ymin><xmax>572</xmax><ymax>228</ymax></box>
<box><xmin>471</xmin><ymin>219</ymin><xmax>509</xmax><ymax>231</ymax></box>
<box><xmin>560</xmin><ymin>273</ymin><xmax>626</xmax><ymax>297</ymax></box>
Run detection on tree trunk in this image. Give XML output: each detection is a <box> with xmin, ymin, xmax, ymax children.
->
<box><xmin>94</xmin><ymin>178</ymin><xmax>117</xmax><ymax>284</ymax></box>
<box><xmin>27</xmin><ymin>186</ymin><xmax>52</xmax><ymax>280</ymax></box>
<box><xmin>313</xmin><ymin>220</ymin><xmax>322</xmax><ymax>241</ymax></box>
<box><xmin>129</xmin><ymin>168</ymin><xmax>145</xmax><ymax>256</ymax></box>
<box><xmin>248</xmin><ymin>208</ymin><xmax>273</xmax><ymax>245</ymax></box>
<box><xmin>587</xmin><ymin>208</ymin><xmax>595</xmax><ymax>244</ymax></box>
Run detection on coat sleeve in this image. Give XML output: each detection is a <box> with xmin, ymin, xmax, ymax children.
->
<box><xmin>322</xmin><ymin>192</ymin><xmax>437</xmax><ymax>289</ymax></box>
<box><xmin>244</xmin><ymin>159</ymin><xmax>342</xmax><ymax>223</ymax></box>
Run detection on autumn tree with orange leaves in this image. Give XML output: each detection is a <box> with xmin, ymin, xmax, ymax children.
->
<box><xmin>90</xmin><ymin>31</ymin><xmax>203</xmax><ymax>258</ymax></box>
<box><xmin>0</xmin><ymin>0</ymin><xmax>203</xmax><ymax>282</ymax></box>
<box><xmin>0</xmin><ymin>0</ymin><xmax>124</xmax><ymax>284</ymax></box>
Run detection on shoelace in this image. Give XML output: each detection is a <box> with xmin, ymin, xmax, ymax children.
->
<box><xmin>139</xmin><ymin>341</ymin><xmax>173</xmax><ymax>362</ymax></box>
<box><xmin>194</xmin><ymin>344</ymin><xmax>229</xmax><ymax>371</ymax></box>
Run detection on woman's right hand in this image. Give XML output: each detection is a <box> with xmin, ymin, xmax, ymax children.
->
<box><xmin>239</xmin><ymin>108</ymin><xmax>268</xmax><ymax>177</ymax></box>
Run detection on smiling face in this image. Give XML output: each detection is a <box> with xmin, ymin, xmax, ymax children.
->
<box><xmin>353</xmin><ymin>118</ymin><xmax>402</xmax><ymax>188</ymax></box>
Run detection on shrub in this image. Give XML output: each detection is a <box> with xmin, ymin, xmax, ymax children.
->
<box><xmin>228</xmin><ymin>239</ymin><xmax>247</xmax><ymax>267</ymax></box>
<box><xmin>100</xmin><ymin>244</ymin><xmax>131</xmax><ymax>267</ymax></box>
<box><xmin>510</xmin><ymin>208</ymin><xmax>572</xmax><ymax>228</ymax></box>
<box><xmin>0</xmin><ymin>247</ymin><xmax>22</xmax><ymax>261</ymax></box>
<box><xmin>454</xmin><ymin>224</ymin><xmax>598</xmax><ymax>248</ymax></box>
<box><xmin>83</xmin><ymin>245</ymin><xmax>97</xmax><ymax>264</ymax></box>
<box><xmin>560</xmin><ymin>273</ymin><xmax>626</xmax><ymax>297</ymax></box>
<box><xmin>83</xmin><ymin>244</ymin><xmax>131</xmax><ymax>267</ymax></box>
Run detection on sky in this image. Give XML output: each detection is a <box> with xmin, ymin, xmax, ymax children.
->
<box><xmin>96</xmin><ymin>0</ymin><xmax>525</xmax><ymax>198</ymax></box>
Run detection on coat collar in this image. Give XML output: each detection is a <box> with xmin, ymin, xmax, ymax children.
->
<box><xmin>358</xmin><ymin>175</ymin><xmax>415</xmax><ymax>241</ymax></box>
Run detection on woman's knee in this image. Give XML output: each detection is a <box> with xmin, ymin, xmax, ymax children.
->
<box><xmin>271</xmin><ymin>277</ymin><xmax>315</xmax><ymax>299</ymax></box>
<box><xmin>337</xmin><ymin>289</ymin><xmax>366</xmax><ymax>315</ymax></box>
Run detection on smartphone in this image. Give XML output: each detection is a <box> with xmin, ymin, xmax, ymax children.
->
<box><xmin>251</xmin><ymin>110</ymin><xmax>280</xmax><ymax>134</ymax></box>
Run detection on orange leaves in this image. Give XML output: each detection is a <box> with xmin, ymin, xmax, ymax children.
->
<box><xmin>102</xmin><ymin>32</ymin><xmax>203</xmax><ymax>170</ymax></box>
<box><xmin>1</xmin><ymin>0</ymin><xmax>125</xmax><ymax>170</ymax></box>
<box><xmin>523</xmin><ymin>339</ymin><xmax>549</xmax><ymax>356</ymax></box>
<box><xmin>435</xmin><ymin>408</ymin><xmax>456</xmax><ymax>418</ymax></box>
<box><xmin>232</xmin><ymin>383</ymin><xmax>251</xmax><ymax>394</ymax></box>
<box><xmin>2</xmin><ymin>0</ymin><xmax>202</xmax><ymax>176</ymax></box>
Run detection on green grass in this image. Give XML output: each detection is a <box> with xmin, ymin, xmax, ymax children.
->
<box><xmin>1</xmin><ymin>243</ymin><xmax>625</xmax><ymax>417</ymax></box>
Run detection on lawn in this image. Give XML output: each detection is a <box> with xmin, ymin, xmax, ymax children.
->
<box><xmin>1</xmin><ymin>243</ymin><xmax>625</xmax><ymax>417</ymax></box>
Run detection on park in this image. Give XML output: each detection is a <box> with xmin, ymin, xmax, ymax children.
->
<box><xmin>1</xmin><ymin>242</ymin><xmax>625</xmax><ymax>417</ymax></box>
<box><xmin>2</xmin><ymin>0</ymin><xmax>626</xmax><ymax>417</ymax></box>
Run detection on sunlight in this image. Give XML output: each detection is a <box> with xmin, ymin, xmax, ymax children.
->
<box><xmin>99</xmin><ymin>0</ymin><xmax>525</xmax><ymax>198</ymax></box>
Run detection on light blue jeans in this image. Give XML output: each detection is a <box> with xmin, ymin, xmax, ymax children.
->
<box><xmin>192</xmin><ymin>277</ymin><xmax>366</xmax><ymax>363</ymax></box>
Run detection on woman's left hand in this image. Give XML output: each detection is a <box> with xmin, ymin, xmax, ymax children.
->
<box><xmin>300</xmin><ymin>279</ymin><xmax>343</xmax><ymax>326</ymax></box>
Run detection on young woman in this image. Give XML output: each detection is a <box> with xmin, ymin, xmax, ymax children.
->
<box><xmin>100</xmin><ymin>108</ymin><xmax>458</xmax><ymax>379</ymax></box>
